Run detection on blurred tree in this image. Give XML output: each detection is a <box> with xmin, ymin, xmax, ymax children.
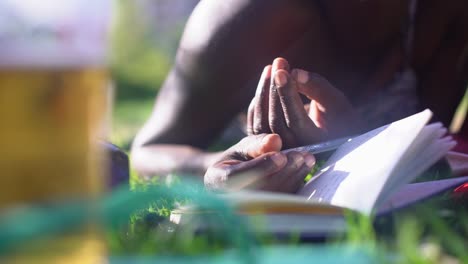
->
<box><xmin>110</xmin><ymin>0</ymin><xmax>198</xmax><ymax>148</ymax></box>
<box><xmin>111</xmin><ymin>0</ymin><xmax>172</xmax><ymax>101</ymax></box>
<box><xmin>135</xmin><ymin>0</ymin><xmax>199</xmax><ymax>54</ymax></box>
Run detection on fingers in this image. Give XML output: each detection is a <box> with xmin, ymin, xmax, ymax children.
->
<box><xmin>243</xmin><ymin>133</ymin><xmax>282</xmax><ymax>158</ymax></box>
<box><xmin>292</xmin><ymin>68</ymin><xmax>364</xmax><ymax>137</ymax></box>
<box><xmin>205</xmin><ymin>133</ymin><xmax>316</xmax><ymax>193</ymax></box>
<box><xmin>219</xmin><ymin>151</ymin><xmax>315</xmax><ymax>193</ymax></box>
<box><xmin>259</xmin><ymin>151</ymin><xmax>316</xmax><ymax>193</ymax></box>
<box><xmin>270</xmin><ymin>68</ymin><xmax>324</xmax><ymax>145</ymax></box>
<box><xmin>256</xmin><ymin>151</ymin><xmax>303</xmax><ymax>191</ymax></box>
<box><xmin>288</xmin><ymin>154</ymin><xmax>316</xmax><ymax>192</ymax></box>
<box><xmin>309</xmin><ymin>99</ymin><xmax>327</xmax><ymax>130</ymax></box>
<box><xmin>275</xmin><ymin>70</ymin><xmax>324</xmax><ymax>138</ymax></box>
<box><xmin>269</xmin><ymin>59</ymin><xmax>296</xmax><ymax>146</ymax></box>
<box><xmin>220</xmin><ymin>152</ymin><xmax>288</xmax><ymax>190</ymax></box>
<box><xmin>275</xmin><ymin>70</ymin><xmax>307</xmax><ymax>127</ymax></box>
<box><xmin>251</xmin><ymin>58</ymin><xmax>339</xmax><ymax>146</ymax></box>
<box><xmin>205</xmin><ymin>134</ymin><xmax>284</xmax><ymax>190</ymax></box>
<box><xmin>291</xmin><ymin>69</ymin><xmax>349</xmax><ymax>111</ymax></box>
<box><xmin>246</xmin><ymin>97</ymin><xmax>255</xmax><ymax>135</ymax></box>
<box><xmin>226</xmin><ymin>134</ymin><xmax>282</xmax><ymax>160</ymax></box>
<box><xmin>251</xmin><ymin>65</ymin><xmax>272</xmax><ymax>134</ymax></box>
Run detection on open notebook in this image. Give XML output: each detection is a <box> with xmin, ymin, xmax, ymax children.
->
<box><xmin>296</xmin><ymin>109</ymin><xmax>455</xmax><ymax>214</ymax></box>
<box><xmin>171</xmin><ymin>109</ymin><xmax>459</xmax><ymax>235</ymax></box>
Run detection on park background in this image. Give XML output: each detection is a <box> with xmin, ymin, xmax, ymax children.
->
<box><xmin>111</xmin><ymin>0</ymin><xmax>198</xmax><ymax>150</ymax></box>
<box><xmin>107</xmin><ymin>1</ymin><xmax>468</xmax><ymax>262</ymax></box>
<box><xmin>110</xmin><ymin>0</ymin><xmax>467</xmax><ymax>152</ymax></box>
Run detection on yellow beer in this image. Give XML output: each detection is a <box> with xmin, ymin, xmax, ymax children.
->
<box><xmin>0</xmin><ymin>1</ymin><xmax>112</xmax><ymax>263</ymax></box>
<box><xmin>0</xmin><ymin>72</ymin><xmax>109</xmax><ymax>264</ymax></box>
<box><xmin>0</xmin><ymin>69</ymin><xmax>107</xmax><ymax>206</ymax></box>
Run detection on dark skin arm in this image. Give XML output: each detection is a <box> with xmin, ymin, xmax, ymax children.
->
<box><xmin>131</xmin><ymin>0</ymin><xmax>317</xmax><ymax>177</ymax></box>
<box><xmin>205</xmin><ymin>133</ymin><xmax>315</xmax><ymax>193</ymax></box>
<box><xmin>132</xmin><ymin>0</ymin><xmax>468</xmax><ymax>180</ymax></box>
<box><xmin>247</xmin><ymin>2</ymin><xmax>468</xmax><ymax>146</ymax></box>
<box><xmin>247</xmin><ymin>57</ymin><xmax>364</xmax><ymax>149</ymax></box>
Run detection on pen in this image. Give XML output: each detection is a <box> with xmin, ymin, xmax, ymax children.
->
<box><xmin>282</xmin><ymin>136</ymin><xmax>354</xmax><ymax>155</ymax></box>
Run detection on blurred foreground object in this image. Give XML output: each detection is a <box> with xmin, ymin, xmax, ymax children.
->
<box><xmin>100</xmin><ymin>141</ymin><xmax>129</xmax><ymax>188</ymax></box>
<box><xmin>0</xmin><ymin>0</ymin><xmax>112</xmax><ymax>263</ymax></box>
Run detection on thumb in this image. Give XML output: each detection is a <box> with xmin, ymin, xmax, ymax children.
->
<box><xmin>236</xmin><ymin>134</ymin><xmax>282</xmax><ymax>159</ymax></box>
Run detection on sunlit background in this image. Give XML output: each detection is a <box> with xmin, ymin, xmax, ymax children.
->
<box><xmin>111</xmin><ymin>0</ymin><xmax>199</xmax><ymax>150</ymax></box>
<box><xmin>0</xmin><ymin>0</ymin><xmax>467</xmax><ymax>263</ymax></box>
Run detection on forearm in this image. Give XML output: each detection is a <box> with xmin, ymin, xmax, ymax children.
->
<box><xmin>131</xmin><ymin>144</ymin><xmax>223</xmax><ymax>180</ymax></box>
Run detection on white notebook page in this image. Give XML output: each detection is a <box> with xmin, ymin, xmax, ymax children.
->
<box><xmin>297</xmin><ymin>110</ymin><xmax>433</xmax><ymax>214</ymax></box>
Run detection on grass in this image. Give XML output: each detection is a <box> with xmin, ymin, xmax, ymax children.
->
<box><xmin>111</xmin><ymin>99</ymin><xmax>154</xmax><ymax>150</ymax></box>
<box><xmin>109</xmin><ymin>8</ymin><xmax>468</xmax><ymax>256</ymax></box>
<box><xmin>105</xmin><ymin>173</ymin><xmax>468</xmax><ymax>263</ymax></box>
<box><xmin>108</xmin><ymin>85</ymin><xmax>468</xmax><ymax>261</ymax></box>
<box><xmin>450</xmin><ymin>88</ymin><xmax>468</xmax><ymax>133</ymax></box>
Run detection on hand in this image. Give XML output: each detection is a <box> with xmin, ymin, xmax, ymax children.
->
<box><xmin>247</xmin><ymin>58</ymin><xmax>364</xmax><ymax>149</ymax></box>
<box><xmin>204</xmin><ymin>134</ymin><xmax>315</xmax><ymax>193</ymax></box>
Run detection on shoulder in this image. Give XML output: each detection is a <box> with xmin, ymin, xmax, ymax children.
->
<box><xmin>173</xmin><ymin>0</ymin><xmax>315</xmax><ymax>93</ymax></box>
<box><xmin>179</xmin><ymin>0</ymin><xmax>250</xmax><ymax>53</ymax></box>
<box><xmin>178</xmin><ymin>0</ymin><xmax>312</xmax><ymax>58</ymax></box>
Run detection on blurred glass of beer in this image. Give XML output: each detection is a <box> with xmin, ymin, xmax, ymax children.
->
<box><xmin>0</xmin><ymin>1</ymin><xmax>112</xmax><ymax>263</ymax></box>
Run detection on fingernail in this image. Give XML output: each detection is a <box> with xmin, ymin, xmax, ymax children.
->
<box><xmin>274</xmin><ymin>70</ymin><xmax>287</xmax><ymax>87</ymax></box>
<box><xmin>261</xmin><ymin>134</ymin><xmax>272</xmax><ymax>146</ymax></box>
<box><xmin>293</xmin><ymin>154</ymin><xmax>304</xmax><ymax>167</ymax></box>
<box><xmin>263</xmin><ymin>65</ymin><xmax>272</xmax><ymax>79</ymax></box>
<box><xmin>292</xmin><ymin>69</ymin><xmax>309</xmax><ymax>84</ymax></box>
<box><xmin>273</xmin><ymin>57</ymin><xmax>289</xmax><ymax>71</ymax></box>
<box><xmin>305</xmin><ymin>154</ymin><xmax>316</xmax><ymax>167</ymax></box>
<box><xmin>271</xmin><ymin>153</ymin><xmax>287</xmax><ymax>166</ymax></box>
